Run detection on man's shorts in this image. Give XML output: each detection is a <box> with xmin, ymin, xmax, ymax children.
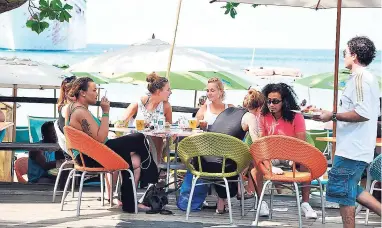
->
<box><xmin>326</xmin><ymin>155</ymin><xmax>368</xmax><ymax>206</ymax></box>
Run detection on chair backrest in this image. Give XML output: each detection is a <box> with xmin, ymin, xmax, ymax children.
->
<box><xmin>64</xmin><ymin>126</ymin><xmax>128</xmax><ymax>170</ymax></box>
<box><xmin>14</xmin><ymin>157</ymin><xmax>28</xmax><ymax>183</ymax></box>
<box><xmin>16</xmin><ymin>126</ymin><xmax>30</xmax><ymax>143</ymax></box>
<box><xmin>370</xmin><ymin>154</ymin><xmax>381</xmax><ymax>181</ymax></box>
<box><xmin>250</xmin><ymin>135</ymin><xmax>327</xmax><ymax>180</ymax></box>
<box><xmin>0</xmin><ymin>129</ymin><xmax>6</xmax><ymax>142</ymax></box>
<box><xmin>307</xmin><ymin>130</ymin><xmax>329</xmax><ymax>152</ymax></box>
<box><xmin>28</xmin><ymin>116</ymin><xmax>57</xmax><ymax>143</ymax></box>
<box><xmin>54</xmin><ymin>120</ymin><xmax>67</xmax><ymax>152</ymax></box>
<box><xmin>177</xmin><ymin>132</ymin><xmax>251</xmax><ymax>178</ymax></box>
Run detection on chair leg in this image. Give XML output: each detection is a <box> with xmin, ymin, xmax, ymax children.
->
<box><xmin>71</xmin><ymin>171</ymin><xmax>76</xmax><ymax>198</ymax></box>
<box><xmin>366</xmin><ymin>180</ymin><xmax>377</xmax><ymax>225</ymax></box>
<box><xmin>52</xmin><ymin>161</ymin><xmax>69</xmax><ymax>202</ymax></box>
<box><xmin>100</xmin><ymin>173</ymin><xmax>105</xmax><ymax>206</ymax></box>
<box><xmin>317</xmin><ymin>179</ymin><xmax>325</xmax><ymax>224</ymax></box>
<box><xmin>126</xmin><ymin>169</ymin><xmax>138</xmax><ymax>214</ymax></box>
<box><xmin>269</xmin><ymin>182</ymin><xmax>274</xmax><ymax>219</ymax></box>
<box><xmin>223</xmin><ymin>177</ymin><xmax>233</xmax><ymax>224</ymax></box>
<box><xmin>186</xmin><ymin>175</ymin><xmax>199</xmax><ymax>220</ymax></box>
<box><xmin>76</xmin><ymin>171</ymin><xmax>87</xmax><ymax>217</ymax></box>
<box><xmin>293</xmin><ymin>182</ymin><xmax>302</xmax><ymax>228</ymax></box>
<box><xmin>114</xmin><ymin>171</ymin><xmax>121</xmax><ymax>197</ymax></box>
<box><xmin>238</xmin><ymin>175</ymin><xmax>245</xmax><ymax>217</ymax></box>
<box><xmin>109</xmin><ymin>172</ymin><xmax>113</xmax><ymax>207</ymax></box>
<box><xmin>253</xmin><ymin>180</ymin><xmax>271</xmax><ymax>226</ymax></box>
<box><xmin>60</xmin><ymin>169</ymin><xmax>75</xmax><ymax>211</ymax></box>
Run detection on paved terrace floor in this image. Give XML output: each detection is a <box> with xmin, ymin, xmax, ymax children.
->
<box><xmin>0</xmin><ymin>183</ymin><xmax>380</xmax><ymax>228</ymax></box>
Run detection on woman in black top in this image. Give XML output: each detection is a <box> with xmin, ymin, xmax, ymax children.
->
<box><xmin>203</xmin><ymin>89</ymin><xmax>265</xmax><ymax>213</ymax></box>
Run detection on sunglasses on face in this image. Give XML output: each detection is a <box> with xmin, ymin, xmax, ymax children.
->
<box><xmin>267</xmin><ymin>99</ymin><xmax>282</xmax><ymax>105</ymax></box>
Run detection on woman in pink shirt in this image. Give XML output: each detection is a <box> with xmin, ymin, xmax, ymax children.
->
<box><xmin>253</xmin><ymin>83</ymin><xmax>317</xmax><ymax>219</ymax></box>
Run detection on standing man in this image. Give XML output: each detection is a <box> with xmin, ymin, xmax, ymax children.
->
<box><xmin>316</xmin><ymin>36</ymin><xmax>381</xmax><ymax>228</ymax></box>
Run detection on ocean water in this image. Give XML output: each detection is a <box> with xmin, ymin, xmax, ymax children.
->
<box><xmin>0</xmin><ymin>44</ymin><xmax>381</xmax><ymax>126</ymax></box>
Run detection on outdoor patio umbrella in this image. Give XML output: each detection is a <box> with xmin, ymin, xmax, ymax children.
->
<box><xmin>296</xmin><ymin>69</ymin><xmax>382</xmax><ymax>90</ymax></box>
<box><xmin>0</xmin><ymin>57</ymin><xmax>67</xmax><ymax>89</ymax></box>
<box><xmin>68</xmin><ymin>38</ymin><xmax>252</xmax><ymax>105</ymax></box>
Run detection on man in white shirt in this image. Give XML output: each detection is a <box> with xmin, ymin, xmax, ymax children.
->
<box><xmin>316</xmin><ymin>36</ymin><xmax>381</xmax><ymax>228</ymax></box>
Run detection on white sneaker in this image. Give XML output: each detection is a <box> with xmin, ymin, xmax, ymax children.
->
<box><xmin>301</xmin><ymin>202</ymin><xmax>317</xmax><ymax>219</ymax></box>
<box><xmin>259</xmin><ymin>201</ymin><xmax>270</xmax><ymax>217</ymax></box>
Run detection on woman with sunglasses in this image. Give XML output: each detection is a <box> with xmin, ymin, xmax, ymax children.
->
<box><xmin>252</xmin><ymin>83</ymin><xmax>317</xmax><ymax>219</ymax></box>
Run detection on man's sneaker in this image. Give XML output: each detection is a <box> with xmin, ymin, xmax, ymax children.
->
<box><xmin>301</xmin><ymin>202</ymin><xmax>317</xmax><ymax>219</ymax></box>
<box><xmin>259</xmin><ymin>201</ymin><xmax>270</xmax><ymax>217</ymax></box>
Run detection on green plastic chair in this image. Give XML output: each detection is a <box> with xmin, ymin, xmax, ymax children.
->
<box><xmin>28</xmin><ymin>116</ymin><xmax>57</xmax><ymax>143</ymax></box>
<box><xmin>307</xmin><ymin>130</ymin><xmax>330</xmax><ymax>154</ymax></box>
<box><xmin>177</xmin><ymin>132</ymin><xmax>251</xmax><ymax>224</ymax></box>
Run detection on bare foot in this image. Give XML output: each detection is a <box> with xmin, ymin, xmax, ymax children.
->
<box><xmin>272</xmin><ymin>167</ymin><xmax>284</xmax><ymax>175</ymax></box>
<box><xmin>138</xmin><ymin>203</ymin><xmax>150</xmax><ymax>210</ymax></box>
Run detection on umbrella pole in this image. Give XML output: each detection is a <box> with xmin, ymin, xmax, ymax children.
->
<box><xmin>11</xmin><ymin>84</ymin><xmax>17</xmax><ymax>182</ymax></box>
<box><xmin>193</xmin><ymin>90</ymin><xmax>197</xmax><ymax>108</ymax></box>
<box><xmin>166</xmin><ymin>0</ymin><xmax>183</xmax><ymax>78</ymax></box>
<box><xmin>331</xmin><ymin>0</ymin><xmax>343</xmax><ymax>158</ymax></box>
<box><xmin>53</xmin><ymin>89</ymin><xmax>57</xmax><ymax>118</ymax></box>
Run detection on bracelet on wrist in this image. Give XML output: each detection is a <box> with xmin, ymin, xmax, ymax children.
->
<box><xmin>102</xmin><ymin>113</ymin><xmax>109</xmax><ymax>117</ymax></box>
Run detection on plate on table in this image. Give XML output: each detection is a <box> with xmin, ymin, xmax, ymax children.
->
<box><xmin>292</xmin><ymin>110</ymin><xmax>321</xmax><ymax>119</ymax></box>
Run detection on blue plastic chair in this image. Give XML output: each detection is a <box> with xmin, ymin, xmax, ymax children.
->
<box><xmin>0</xmin><ymin>130</ymin><xmax>6</xmax><ymax>142</ymax></box>
<box><xmin>27</xmin><ymin>116</ymin><xmax>57</xmax><ymax>143</ymax></box>
<box><xmin>366</xmin><ymin>154</ymin><xmax>381</xmax><ymax>224</ymax></box>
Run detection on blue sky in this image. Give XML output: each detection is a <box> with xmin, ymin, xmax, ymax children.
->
<box><xmin>86</xmin><ymin>0</ymin><xmax>382</xmax><ymax>49</ymax></box>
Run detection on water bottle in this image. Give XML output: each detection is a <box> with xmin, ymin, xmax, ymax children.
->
<box><xmin>157</xmin><ymin>111</ymin><xmax>165</xmax><ymax>131</ymax></box>
<box><xmin>153</xmin><ymin>109</ymin><xmax>160</xmax><ymax>129</ymax></box>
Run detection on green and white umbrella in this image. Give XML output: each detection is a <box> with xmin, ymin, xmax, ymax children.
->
<box><xmin>295</xmin><ymin>69</ymin><xmax>382</xmax><ymax>90</ymax></box>
<box><xmin>68</xmin><ymin>39</ymin><xmax>252</xmax><ymax>91</ymax></box>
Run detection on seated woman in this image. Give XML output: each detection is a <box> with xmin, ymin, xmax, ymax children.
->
<box><xmin>254</xmin><ymin>83</ymin><xmax>317</xmax><ymax>219</ymax></box>
<box><xmin>200</xmin><ymin>88</ymin><xmax>265</xmax><ymax>213</ymax></box>
<box><xmin>196</xmin><ymin>77</ymin><xmax>233</xmax><ymax>127</ymax></box>
<box><xmin>28</xmin><ymin>121</ymin><xmax>66</xmax><ymax>183</ymax></box>
<box><xmin>66</xmin><ymin>77</ymin><xmax>157</xmax><ymax>212</ymax></box>
<box><xmin>120</xmin><ymin>72</ymin><xmax>172</xmax><ymax>172</ymax></box>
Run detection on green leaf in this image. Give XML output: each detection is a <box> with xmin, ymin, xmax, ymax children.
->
<box><xmin>26</xmin><ymin>20</ymin><xmax>35</xmax><ymax>28</ymax></box>
<box><xmin>63</xmin><ymin>4</ymin><xmax>73</xmax><ymax>10</ymax></box>
<box><xmin>252</xmin><ymin>4</ymin><xmax>259</xmax><ymax>8</ymax></box>
<box><xmin>49</xmin><ymin>11</ymin><xmax>57</xmax><ymax>20</ymax></box>
<box><xmin>220</xmin><ymin>5</ymin><xmax>226</xmax><ymax>8</ymax></box>
<box><xmin>39</xmin><ymin>11</ymin><xmax>47</xmax><ymax>20</ymax></box>
<box><xmin>62</xmin><ymin>11</ymin><xmax>72</xmax><ymax>22</ymax></box>
<box><xmin>55</xmin><ymin>0</ymin><xmax>63</xmax><ymax>7</ymax></box>
<box><xmin>39</xmin><ymin>0</ymin><xmax>49</xmax><ymax>7</ymax></box>
<box><xmin>41</xmin><ymin>21</ymin><xmax>49</xmax><ymax>30</ymax></box>
<box><xmin>59</xmin><ymin>12</ymin><xmax>65</xmax><ymax>22</ymax></box>
<box><xmin>230</xmin><ymin>8</ymin><xmax>237</xmax><ymax>18</ymax></box>
<box><xmin>31</xmin><ymin>23</ymin><xmax>42</xmax><ymax>34</ymax></box>
<box><xmin>232</xmin><ymin>3</ymin><xmax>240</xmax><ymax>7</ymax></box>
<box><xmin>224</xmin><ymin>8</ymin><xmax>230</xmax><ymax>14</ymax></box>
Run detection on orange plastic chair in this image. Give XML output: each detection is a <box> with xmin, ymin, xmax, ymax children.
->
<box><xmin>14</xmin><ymin>157</ymin><xmax>28</xmax><ymax>183</ymax></box>
<box><xmin>61</xmin><ymin>126</ymin><xmax>137</xmax><ymax>216</ymax></box>
<box><xmin>250</xmin><ymin>135</ymin><xmax>327</xmax><ymax>228</ymax></box>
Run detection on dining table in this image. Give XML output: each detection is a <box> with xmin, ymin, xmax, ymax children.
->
<box><xmin>109</xmin><ymin>127</ymin><xmax>203</xmax><ymax>192</ymax></box>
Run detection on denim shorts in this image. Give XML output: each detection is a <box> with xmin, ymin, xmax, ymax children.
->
<box><xmin>326</xmin><ymin>156</ymin><xmax>368</xmax><ymax>206</ymax></box>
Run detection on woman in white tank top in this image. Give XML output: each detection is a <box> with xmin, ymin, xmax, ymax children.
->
<box><xmin>196</xmin><ymin>77</ymin><xmax>233</xmax><ymax>125</ymax></box>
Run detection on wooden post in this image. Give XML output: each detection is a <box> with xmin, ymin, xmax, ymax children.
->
<box><xmin>166</xmin><ymin>0</ymin><xmax>182</xmax><ymax>78</ymax></box>
<box><xmin>0</xmin><ymin>85</ymin><xmax>17</xmax><ymax>182</ymax></box>
<box><xmin>331</xmin><ymin>0</ymin><xmax>343</xmax><ymax>159</ymax></box>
